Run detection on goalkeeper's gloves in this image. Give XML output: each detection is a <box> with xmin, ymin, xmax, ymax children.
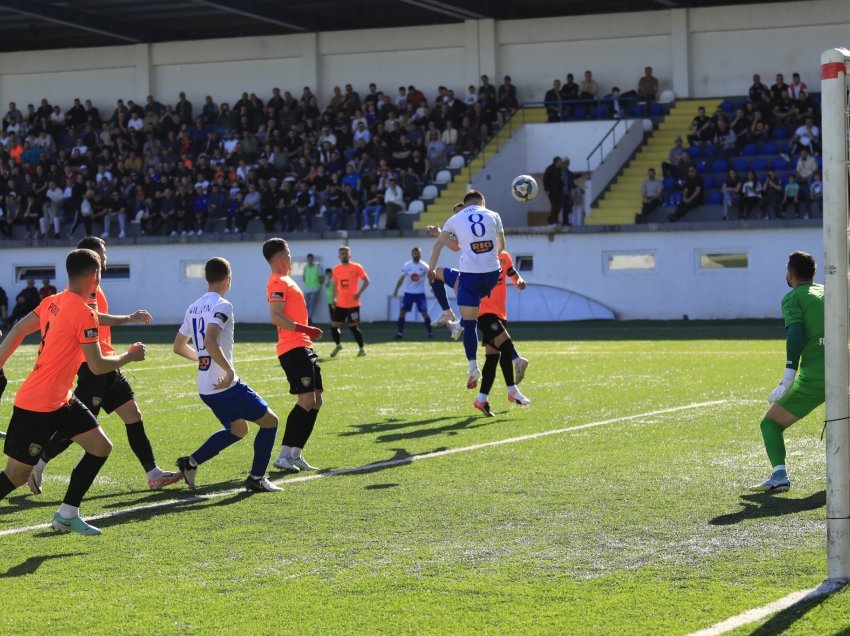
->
<box><xmin>767</xmin><ymin>368</ymin><xmax>796</xmax><ymax>404</ymax></box>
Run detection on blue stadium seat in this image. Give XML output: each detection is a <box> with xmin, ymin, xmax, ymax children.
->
<box><xmin>742</xmin><ymin>144</ymin><xmax>758</xmax><ymax>156</ymax></box>
<box><xmin>687</xmin><ymin>145</ymin><xmax>702</xmax><ymax>159</ymax></box>
<box><xmin>771</xmin><ymin>157</ymin><xmax>789</xmax><ymax>170</ymax></box>
<box><xmin>662</xmin><ymin>177</ymin><xmax>676</xmax><ymax>191</ymax></box>
<box><xmin>711</xmin><ymin>159</ymin><xmax>728</xmax><ymax>173</ymax></box>
<box><xmin>721</xmin><ymin>101</ymin><xmax>735</xmax><ymax>113</ymax></box>
<box><xmin>707</xmin><ymin>192</ymin><xmax>723</xmax><ymax>205</ymax></box>
<box><xmin>628</xmin><ymin>104</ymin><xmax>645</xmax><ymax>117</ymax></box>
<box><xmin>649</xmin><ymin>103</ymin><xmax>664</xmax><ymax>117</ymax></box>
<box><xmin>761</xmin><ymin>142</ymin><xmax>778</xmax><ymax>155</ymax></box>
<box><xmin>753</xmin><ymin>158</ymin><xmax>769</xmax><ymax>172</ymax></box>
<box><xmin>780</xmin><ymin>173</ymin><xmax>791</xmax><ymax>185</ymax></box>
<box><xmin>696</xmin><ymin>160</ymin><xmax>709</xmax><ymax>175</ymax></box>
<box><xmin>772</xmin><ymin>128</ymin><xmax>790</xmax><ymax>140</ymax></box>
<box><xmin>817</xmin><ymin>155</ymin><xmax>823</xmax><ymax>170</ymax></box>
<box><xmin>735</xmin><ymin>99</ymin><xmax>749</xmax><ymax>110</ymax></box>
<box><xmin>666</xmin><ymin>192</ymin><xmax>683</xmax><ymax>207</ymax></box>
<box><xmin>702</xmin><ymin>175</ymin><xmax>717</xmax><ymax>190</ymax></box>
<box><xmin>591</xmin><ymin>106</ymin><xmax>608</xmax><ymax>120</ymax></box>
<box><xmin>732</xmin><ymin>158</ymin><xmax>749</xmax><ymax>173</ymax></box>
<box><xmin>572</xmin><ymin>107</ymin><xmax>588</xmax><ymax>120</ymax></box>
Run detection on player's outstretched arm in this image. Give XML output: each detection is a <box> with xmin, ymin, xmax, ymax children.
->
<box><xmin>427</xmin><ymin>235</ymin><xmax>447</xmax><ymax>278</ymax></box>
<box><xmin>393</xmin><ymin>274</ymin><xmax>405</xmax><ymax>297</ymax></box>
<box><xmin>0</xmin><ymin>313</ymin><xmax>40</xmax><ymax>368</ymax></box>
<box><xmin>269</xmin><ymin>302</ymin><xmax>323</xmax><ymax>341</ymax></box>
<box><xmin>172</xmin><ymin>332</ymin><xmax>198</xmax><ymax>362</ymax></box>
<box><xmin>99</xmin><ymin>310</ymin><xmax>153</xmax><ymax>326</ymax></box>
<box><xmin>82</xmin><ymin>340</ymin><xmax>145</xmax><ymax>376</ymax></box>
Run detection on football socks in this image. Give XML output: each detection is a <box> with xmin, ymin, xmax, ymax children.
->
<box><xmin>760</xmin><ymin>418</ymin><xmax>786</xmax><ymax>468</ymax></box>
<box><xmin>0</xmin><ymin>471</ymin><xmax>15</xmax><ymax>500</ymax></box>
<box><xmin>498</xmin><ymin>339</ymin><xmax>516</xmax><ymax>386</ymax></box>
<box><xmin>462</xmin><ymin>319</ymin><xmax>479</xmax><ymax>361</ymax></box>
<box><xmin>481</xmin><ymin>353</ymin><xmax>499</xmax><ymax>395</ymax></box>
<box><xmin>125</xmin><ymin>420</ymin><xmax>157</xmax><ymax>472</ymax></box>
<box><xmin>64</xmin><ymin>452</ymin><xmax>108</xmax><ymax>508</ymax></box>
<box><xmin>251</xmin><ymin>426</ymin><xmax>278</xmax><ymax>479</ymax></box>
<box><xmin>331</xmin><ymin>327</ymin><xmax>342</xmax><ymax>345</ymax></box>
<box><xmin>431</xmin><ymin>279</ymin><xmax>450</xmax><ymax>311</ymax></box>
<box><xmin>349</xmin><ymin>326</ymin><xmax>364</xmax><ymax>348</ymax></box>
<box><xmin>282</xmin><ymin>405</ymin><xmax>311</xmax><ymax>449</ymax></box>
<box><xmin>191</xmin><ymin>429</ymin><xmax>242</xmax><ymax>465</ymax></box>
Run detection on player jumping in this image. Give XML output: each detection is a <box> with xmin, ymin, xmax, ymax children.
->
<box><xmin>172</xmin><ymin>257</ymin><xmax>281</xmax><ymax>492</ymax></box>
<box><xmin>393</xmin><ymin>246</ymin><xmax>433</xmax><ymax>339</ymax></box>
<box><xmin>427</xmin><ymin>190</ymin><xmax>505</xmax><ymax>389</ymax></box>
<box><xmin>0</xmin><ymin>248</ymin><xmax>146</xmax><ymax>535</ymax></box>
<box><xmin>750</xmin><ymin>251</ymin><xmax>824</xmax><ymax>493</ymax></box>
<box><xmin>29</xmin><ymin>236</ymin><xmax>181</xmax><ymax>494</ymax></box>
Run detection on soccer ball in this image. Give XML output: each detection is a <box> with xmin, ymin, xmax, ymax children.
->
<box><xmin>511</xmin><ymin>175</ymin><xmax>538</xmax><ymax>202</ymax></box>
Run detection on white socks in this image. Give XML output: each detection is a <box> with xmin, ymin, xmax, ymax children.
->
<box><xmin>477</xmin><ymin>392</ymin><xmax>488</xmax><ymax>403</ymax></box>
<box><xmin>57</xmin><ymin>503</ymin><xmax>79</xmax><ymax>519</ymax></box>
<box><xmin>291</xmin><ymin>447</ymin><xmax>303</xmax><ymax>460</ymax></box>
<box><xmin>279</xmin><ymin>445</ymin><xmax>292</xmax><ymax>460</ymax></box>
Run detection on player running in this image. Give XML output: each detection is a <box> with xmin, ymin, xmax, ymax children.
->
<box><xmin>172</xmin><ymin>257</ymin><xmax>281</xmax><ymax>493</ymax></box>
<box><xmin>330</xmin><ymin>245</ymin><xmax>369</xmax><ymax>357</ymax></box>
<box><xmin>0</xmin><ymin>248</ymin><xmax>146</xmax><ymax>535</ymax></box>
<box><xmin>28</xmin><ymin>236</ymin><xmax>181</xmax><ymax>494</ymax></box>
<box><xmin>262</xmin><ymin>238</ymin><xmax>325</xmax><ymax>473</ymax></box>
<box><xmin>750</xmin><ymin>251</ymin><xmax>824</xmax><ymax>493</ymax></box>
<box><xmin>393</xmin><ymin>246</ymin><xmax>433</xmax><ymax>339</ymax></box>
<box><xmin>427</xmin><ymin>190</ymin><xmax>506</xmax><ymax>389</ymax></box>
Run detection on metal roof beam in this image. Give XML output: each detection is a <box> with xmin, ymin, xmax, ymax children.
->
<box><xmin>0</xmin><ymin>0</ymin><xmax>141</xmax><ymax>43</ymax></box>
<box><xmin>190</xmin><ymin>0</ymin><xmax>309</xmax><ymax>32</ymax></box>
<box><xmin>397</xmin><ymin>0</ymin><xmax>489</xmax><ymax>20</ymax></box>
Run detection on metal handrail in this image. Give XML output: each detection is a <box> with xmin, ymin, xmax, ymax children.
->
<box><xmin>585</xmin><ymin>119</ymin><xmax>628</xmax><ymax>173</ymax></box>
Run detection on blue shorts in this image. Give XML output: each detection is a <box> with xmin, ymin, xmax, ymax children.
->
<box><xmin>457</xmin><ymin>270</ymin><xmax>501</xmax><ymax>308</ymax></box>
<box><xmin>401</xmin><ymin>292</ymin><xmax>428</xmax><ymax>313</ymax></box>
<box><xmin>200</xmin><ymin>381</ymin><xmax>269</xmax><ymax>427</ymax></box>
<box><xmin>442</xmin><ymin>268</ymin><xmax>459</xmax><ymax>288</ymax></box>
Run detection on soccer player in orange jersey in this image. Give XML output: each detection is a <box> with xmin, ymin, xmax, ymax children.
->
<box><xmin>28</xmin><ymin>236</ymin><xmax>181</xmax><ymax>494</ymax></box>
<box><xmin>473</xmin><ymin>250</ymin><xmax>531</xmax><ymax>415</ymax></box>
<box><xmin>262</xmin><ymin>238</ymin><xmax>324</xmax><ymax>472</ymax></box>
<box><xmin>330</xmin><ymin>245</ymin><xmax>369</xmax><ymax>357</ymax></box>
<box><xmin>0</xmin><ymin>248</ymin><xmax>146</xmax><ymax>535</ymax></box>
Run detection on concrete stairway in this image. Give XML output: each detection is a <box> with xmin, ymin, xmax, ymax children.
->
<box><xmin>413</xmin><ymin>107</ymin><xmax>548</xmax><ymax>229</ymax></box>
<box><xmin>586</xmin><ymin>98</ymin><xmax>722</xmax><ymax>225</ymax></box>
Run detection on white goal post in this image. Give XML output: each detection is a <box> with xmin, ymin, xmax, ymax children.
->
<box><xmin>821</xmin><ymin>48</ymin><xmax>850</xmax><ymax>584</ymax></box>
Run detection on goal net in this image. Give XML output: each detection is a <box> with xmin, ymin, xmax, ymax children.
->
<box><xmin>821</xmin><ymin>48</ymin><xmax>850</xmax><ymax>583</ymax></box>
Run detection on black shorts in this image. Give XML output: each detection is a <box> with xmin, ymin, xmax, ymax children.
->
<box><xmin>332</xmin><ymin>306</ymin><xmax>361</xmax><ymax>324</ymax></box>
<box><xmin>74</xmin><ymin>362</ymin><xmax>135</xmax><ymax>416</ymax></box>
<box><xmin>278</xmin><ymin>347</ymin><xmax>324</xmax><ymax>395</ymax></box>
<box><xmin>478</xmin><ymin>313</ymin><xmax>507</xmax><ymax>346</ymax></box>
<box><xmin>4</xmin><ymin>397</ymin><xmax>99</xmax><ymax>466</ymax></box>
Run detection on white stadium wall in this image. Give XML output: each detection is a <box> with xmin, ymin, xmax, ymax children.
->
<box><xmin>0</xmin><ymin>0</ymin><xmax>847</xmax><ymax>110</ymax></box>
<box><xmin>0</xmin><ymin>228</ymin><xmax>822</xmax><ymax>325</ymax></box>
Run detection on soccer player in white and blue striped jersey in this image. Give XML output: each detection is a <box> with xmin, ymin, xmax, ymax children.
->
<box><xmin>172</xmin><ymin>257</ymin><xmax>281</xmax><ymax>492</ymax></box>
<box><xmin>427</xmin><ymin>190</ymin><xmax>505</xmax><ymax>389</ymax></box>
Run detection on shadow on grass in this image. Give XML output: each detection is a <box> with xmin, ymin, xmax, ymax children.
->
<box><xmin>709</xmin><ymin>490</ymin><xmax>825</xmax><ymax>526</ymax></box>
<box><xmin>314</xmin><ymin>446</ymin><xmax>448</xmax><ymax>480</ymax></box>
<box><xmin>747</xmin><ymin>590</ymin><xmax>835</xmax><ymax>635</ymax></box>
<box><xmin>0</xmin><ymin>553</ymin><xmax>85</xmax><ymax>578</ymax></box>
<box><xmin>364</xmin><ymin>483</ymin><xmax>399</xmax><ymax>490</ymax></box>
<box><xmin>340</xmin><ymin>414</ymin><xmax>497</xmax><ymax>443</ymax></box>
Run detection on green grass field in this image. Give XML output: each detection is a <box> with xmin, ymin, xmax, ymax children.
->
<box><xmin>1</xmin><ymin>321</ymin><xmax>849</xmax><ymax>634</ymax></box>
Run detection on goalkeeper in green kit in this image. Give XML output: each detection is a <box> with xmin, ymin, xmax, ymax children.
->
<box><xmin>750</xmin><ymin>251</ymin><xmax>824</xmax><ymax>493</ymax></box>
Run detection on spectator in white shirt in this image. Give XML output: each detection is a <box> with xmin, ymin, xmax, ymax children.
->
<box><xmin>788</xmin><ymin>116</ymin><xmax>820</xmax><ymax>156</ymax></box>
<box><xmin>464</xmin><ymin>85</ymin><xmax>478</xmax><ymax>106</ymax></box>
<box><xmin>353</xmin><ymin>121</ymin><xmax>371</xmax><ymax>144</ymax></box>
<box><xmin>128</xmin><ymin>112</ymin><xmax>144</xmax><ymax>131</ymax></box>
<box><xmin>441</xmin><ymin>119</ymin><xmax>458</xmax><ymax>155</ymax></box>
<box><xmin>384</xmin><ymin>177</ymin><xmax>404</xmax><ymax>230</ymax></box>
<box><xmin>41</xmin><ymin>180</ymin><xmax>64</xmax><ymax>237</ymax></box>
<box><xmin>795</xmin><ymin>148</ymin><xmax>817</xmax><ymax>184</ymax></box>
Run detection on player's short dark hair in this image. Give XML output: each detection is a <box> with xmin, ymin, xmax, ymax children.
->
<box><xmin>66</xmin><ymin>248</ymin><xmax>100</xmax><ymax>279</ymax></box>
<box><xmin>205</xmin><ymin>257</ymin><xmax>231</xmax><ymax>283</ymax></box>
<box><xmin>788</xmin><ymin>251</ymin><xmax>816</xmax><ymax>280</ymax></box>
<box><xmin>412</xmin><ymin>246</ymin><xmax>420</xmax><ymax>252</ymax></box>
<box><xmin>77</xmin><ymin>236</ymin><xmax>105</xmax><ymax>253</ymax></box>
<box><xmin>463</xmin><ymin>190</ymin><xmax>484</xmax><ymax>205</ymax></box>
<box><xmin>262</xmin><ymin>237</ymin><xmax>289</xmax><ymax>262</ymax></box>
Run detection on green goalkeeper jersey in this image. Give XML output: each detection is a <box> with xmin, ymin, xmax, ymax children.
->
<box><xmin>781</xmin><ymin>282</ymin><xmax>824</xmax><ymax>381</ymax></box>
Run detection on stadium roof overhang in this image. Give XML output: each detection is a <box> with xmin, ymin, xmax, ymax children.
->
<box><xmin>0</xmin><ymin>0</ymin><xmax>810</xmax><ymax>53</ymax></box>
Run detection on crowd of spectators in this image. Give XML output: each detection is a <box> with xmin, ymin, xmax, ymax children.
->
<box><xmin>544</xmin><ymin>67</ymin><xmax>660</xmax><ymax>122</ymax></box>
<box><xmin>0</xmin><ymin>77</ymin><xmax>512</xmax><ymax>241</ymax></box>
<box><xmin>645</xmin><ymin>71</ymin><xmax>822</xmax><ymax>223</ymax></box>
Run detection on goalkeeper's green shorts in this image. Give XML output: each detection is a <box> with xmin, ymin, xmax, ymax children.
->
<box><xmin>777</xmin><ymin>375</ymin><xmax>824</xmax><ymax>419</ymax></box>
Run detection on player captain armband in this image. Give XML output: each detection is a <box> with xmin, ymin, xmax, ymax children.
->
<box><xmin>470</xmin><ymin>240</ymin><xmax>494</xmax><ymax>254</ymax></box>
<box><xmin>198</xmin><ymin>356</ymin><xmax>211</xmax><ymax>371</ymax></box>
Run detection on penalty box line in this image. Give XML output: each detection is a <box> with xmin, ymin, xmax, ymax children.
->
<box><xmin>0</xmin><ymin>399</ymin><xmax>727</xmax><ymax>538</ymax></box>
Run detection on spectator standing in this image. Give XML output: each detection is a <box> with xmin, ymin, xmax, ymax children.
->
<box><xmin>561</xmin><ymin>73</ymin><xmax>579</xmax><ymax>101</ymax></box>
<box><xmin>637</xmin><ymin>67</ymin><xmax>659</xmax><ymax>102</ymax></box>
<box><xmin>579</xmin><ymin>71</ymin><xmax>599</xmax><ymax>100</ymax></box>
<box><xmin>544</xmin><ymin>80</ymin><xmax>563</xmax><ymax>122</ymax></box>
<box><xmin>19</xmin><ymin>279</ymin><xmax>40</xmax><ymax>311</ymax></box>
<box><xmin>788</xmin><ymin>72</ymin><xmax>808</xmax><ymax>100</ymax></box>
<box><xmin>560</xmin><ymin>158</ymin><xmax>580</xmax><ymax>225</ymax></box>
<box><xmin>39</xmin><ymin>277</ymin><xmax>56</xmax><ymax>300</ymax></box>
<box><xmin>639</xmin><ymin>168</ymin><xmax>663</xmax><ymax>222</ymax></box>
<box><xmin>175</xmin><ymin>92</ymin><xmax>193</xmax><ymax>124</ymax></box>
<box><xmin>302</xmin><ymin>254</ymin><xmax>323</xmax><ymax>324</ymax></box>
<box><xmin>543</xmin><ymin>157</ymin><xmax>564</xmax><ymax>224</ymax></box>
<box><xmin>748</xmin><ymin>74</ymin><xmax>769</xmax><ymax>103</ymax></box>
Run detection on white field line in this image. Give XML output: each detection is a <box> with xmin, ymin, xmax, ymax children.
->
<box><xmin>687</xmin><ymin>581</ymin><xmax>845</xmax><ymax>636</ymax></box>
<box><xmin>0</xmin><ymin>400</ymin><xmax>725</xmax><ymax>538</ymax></box>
